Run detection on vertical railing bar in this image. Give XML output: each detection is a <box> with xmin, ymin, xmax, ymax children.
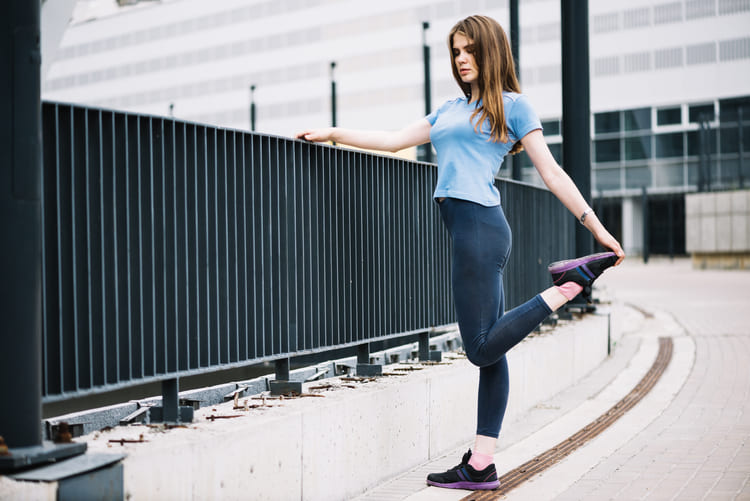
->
<box><xmin>223</xmin><ymin>130</ymin><xmax>231</xmax><ymax>363</ymax></box>
<box><xmin>333</xmin><ymin>148</ymin><xmax>340</xmax><ymax>346</ymax></box>
<box><xmin>149</xmin><ymin>117</ymin><xmax>157</xmax><ymax>376</ymax></box>
<box><xmin>40</xmin><ymin>104</ymin><xmax>47</xmax><ymax>395</ymax></box>
<box><xmin>98</xmin><ymin>111</ymin><xmax>107</xmax><ymax>385</ymax></box>
<box><xmin>247</xmin><ymin>134</ymin><xmax>255</xmax><ymax>360</ymax></box>
<box><xmin>216</xmin><ymin>129</ymin><xmax>225</xmax><ymax>363</ymax></box>
<box><xmin>112</xmin><ymin>112</ymin><xmax>121</xmax><ymax>383</ymax></box>
<box><xmin>240</xmin><ymin>133</ymin><xmax>248</xmax><ymax>360</ymax></box>
<box><xmin>40</xmin><ymin>104</ymin><xmax>49</xmax><ymax>395</ymax></box>
<box><xmin>84</xmin><ymin>110</ymin><xmax>94</xmax><ymax>389</ymax></box>
<box><xmin>160</xmin><ymin>118</ymin><xmax>168</xmax><ymax>374</ymax></box>
<box><xmin>171</xmin><ymin>118</ymin><xmax>179</xmax><ymax>372</ymax></box>
<box><xmin>203</xmin><ymin>128</ymin><xmax>211</xmax><ymax>366</ymax></box>
<box><xmin>232</xmin><ymin>132</ymin><xmax>240</xmax><ymax>361</ymax></box>
<box><xmin>136</xmin><ymin>115</ymin><xmax>145</xmax><ymax>379</ymax></box>
<box><xmin>124</xmin><ymin>114</ymin><xmax>132</xmax><ymax>381</ymax></box>
<box><xmin>70</xmin><ymin>107</ymin><xmax>81</xmax><ymax>392</ymax></box>
<box><xmin>258</xmin><ymin>136</ymin><xmax>265</xmax><ymax>358</ymax></box>
<box><xmin>289</xmin><ymin>140</ymin><xmax>297</xmax><ymax>351</ymax></box>
<box><xmin>305</xmin><ymin>143</ymin><xmax>313</xmax><ymax>349</ymax></box>
<box><xmin>184</xmin><ymin>122</ymin><xmax>192</xmax><ymax>370</ymax></box>
<box><xmin>55</xmin><ymin>105</ymin><xmax>64</xmax><ymax>392</ymax></box>
<box><xmin>275</xmin><ymin>138</ymin><xmax>282</xmax><ymax>355</ymax></box>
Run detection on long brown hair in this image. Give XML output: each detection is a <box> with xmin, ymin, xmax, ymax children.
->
<box><xmin>448</xmin><ymin>15</ymin><xmax>524</xmax><ymax>154</ymax></box>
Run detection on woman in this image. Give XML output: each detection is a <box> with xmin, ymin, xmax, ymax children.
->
<box><xmin>297</xmin><ymin>15</ymin><xmax>624</xmax><ymax>491</ymax></box>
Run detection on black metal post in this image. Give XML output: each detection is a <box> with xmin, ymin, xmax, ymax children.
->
<box><xmin>510</xmin><ymin>0</ymin><xmax>520</xmax><ymax>80</ymax></box>
<box><xmin>421</xmin><ymin>21</ymin><xmax>433</xmax><ymax>163</ymax></box>
<box><xmin>250</xmin><ymin>84</ymin><xmax>256</xmax><ymax>132</ymax></box>
<box><xmin>739</xmin><ymin>106</ymin><xmax>744</xmax><ymax>189</ymax></box>
<box><xmin>561</xmin><ymin>0</ymin><xmax>593</xmax><ymax>258</ymax></box>
<box><xmin>0</xmin><ymin>0</ymin><xmax>43</xmax><ymax>449</ymax></box>
<box><xmin>169</xmin><ymin>102</ymin><xmax>174</xmax><ymax>117</ymax></box>
<box><xmin>668</xmin><ymin>195</ymin><xmax>674</xmax><ymax>260</ymax></box>
<box><xmin>330</xmin><ymin>62</ymin><xmax>337</xmax><ymax>128</ymax></box>
<box><xmin>509</xmin><ymin>0</ymin><xmax>522</xmax><ymax>180</ymax></box>
<box><xmin>642</xmin><ymin>187</ymin><xmax>649</xmax><ymax>264</ymax></box>
<box><xmin>330</xmin><ymin>62</ymin><xmax>337</xmax><ymax>146</ymax></box>
<box><xmin>162</xmin><ymin>379</ymin><xmax>179</xmax><ymax>423</ymax></box>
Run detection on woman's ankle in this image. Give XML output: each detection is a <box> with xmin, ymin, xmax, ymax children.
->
<box><xmin>555</xmin><ymin>282</ymin><xmax>583</xmax><ymax>301</ymax></box>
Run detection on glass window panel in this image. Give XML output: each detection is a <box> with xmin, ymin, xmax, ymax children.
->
<box><xmin>595</xmin><ymin>168</ymin><xmax>621</xmax><ymax>191</ymax></box>
<box><xmin>594</xmin><ymin>111</ymin><xmax>620</xmax><ymax>134</ymax></box>
<box><xmin>595</xmin><ymin>138</ymin><xmax>620</xmax><ymax>162</ymax></box>
<box><xmin>657</xmin><ymin>107</ymin><xmax>681</xmax><ymax>125</ymax></box>
<box><xmin>548</xmin><ymin>142</ymin><xmax>562</xmax><ymax>165</ymax></box>
<box><xmin>518</xmin><ymin>151</ymin><xmax>534</xmax><ymax>168</ymax></box>
<box><xmin>655</xmin><ymin>132</ymin><xmax>684</xmax><ymax>158</ymax></box>
<box><xmin>718</xmin><ymin>98</ymin><xmax>750</xmax><ymax>122</ymax></box>
<box><xmin>653</xmin><ymin>162</ymin><xmax>684</xmax><ymax>187</ymax></box>
<box><xmin>720</xmin><ymin>126</ymin><xmax>739</xmax><ymax>154</ymax></box>
<box><xmin>625</xmin><ymin>165</ymin><xmax>651</xmax><ymax>188</ymax></box>
<box><xmin>687</xmin><ymin>160</ymin><xmax>700</xmax><ymax>185</ymax></box>
<box><xmin>744</xmin><ymin>126</ymin><xmax>750</xmax><ymax>151</ymax></box>
<box><xmin>625</xmin><ymin>135</ymin><xmax>652</xmax><ymax>160</ymax></box>
<box><xmin>689</xmin><ymin>103</ymin><xmax>715</xmax><ymax>123</ymax></box>
<box><xmin>624</xmin><ymin>108</ymin><xmax>651</xmax><ymax>131</ymax></box>
<box><xmin>686</xmin><ymin>129</ymin><xmax>717</xmax><ymax>156</ymax></box>
<box><xmin>541</xmin><ymin>120</ymin><xmax>560</xmax><ymax>136</ymax></box>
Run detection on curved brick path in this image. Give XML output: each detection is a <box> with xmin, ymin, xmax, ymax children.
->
<box><xmin>554</xmin><ymin>258</ymin><xmax>750</xmax><ymax>500</ymax></box>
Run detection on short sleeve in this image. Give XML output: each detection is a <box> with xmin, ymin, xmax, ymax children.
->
<box><xmin>507</xmin><ymin>94</ymin><xmax>542</xmax><ymax>141</ymax></box>
<box><xmin>426</xmin><ymin>99</ymin><xmax>457</xmax><ymax>126</ymax></box>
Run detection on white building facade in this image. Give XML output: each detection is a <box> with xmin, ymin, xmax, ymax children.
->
<box><xmin>44</xmin><ymin>0</ymin><xmax>750</xmax><ymax>255</ymax></box>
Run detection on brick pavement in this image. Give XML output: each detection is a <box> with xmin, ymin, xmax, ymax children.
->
<box><xmin>553</xmin><ymin>258</ymin><xmax>750</xmax><ymax>501</ymax></box>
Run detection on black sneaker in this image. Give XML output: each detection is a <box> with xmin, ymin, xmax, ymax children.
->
<box><xmin>548</xmin><ymin>251</ymin><xmax>618</xmax><ymax>302</ymax></box>
<box><xmin>426</xmin><ymin>450</ymin><xmax>500</xmax><ymax>490</ymax></box>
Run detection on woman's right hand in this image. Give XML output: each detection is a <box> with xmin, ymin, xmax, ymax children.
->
<box><xmin>296</xmin><ymin>128</ymin><xmax>334</xmax><ymax>143</ymax></box>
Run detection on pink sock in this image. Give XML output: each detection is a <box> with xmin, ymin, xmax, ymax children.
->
<box><xmin>556</xmin><ymin>282</ymin><xmax>583</xmax><ymax>301</ymax></box>
<box><xmin>468</xmin><ymin>451</ymin><xmax>494</xmax><ymax>471</ymax></box>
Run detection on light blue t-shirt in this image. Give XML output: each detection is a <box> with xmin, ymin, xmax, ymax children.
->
<box><xmin>426</xmin><ymin>92</ymin><xmax>542</xmax><ymax>207</ymax></box>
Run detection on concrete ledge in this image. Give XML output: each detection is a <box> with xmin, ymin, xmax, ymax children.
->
<box><xmin>2</xmin><ymin>312</ymin><xmax>608</xmax><ymax>501</ymax></box>
<box><xmin>691</xmin><ymin>252</ymin><xmax>750</xmax><ymax>270</ymax></box>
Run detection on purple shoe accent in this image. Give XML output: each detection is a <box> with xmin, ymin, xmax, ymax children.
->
<box><xmin>426</xmin><ymin>479</ymin><xmax>500</xmax><ymax>490</ymax></box>
<box><xmin>581</xmin><ymin>263</ymin><xmax>596</xmax><ymax>280</ymax></box>
<box><xmin>547</xmin><ymin>252</ymin><xmax>616</xmax><ymax>274</ymax></box>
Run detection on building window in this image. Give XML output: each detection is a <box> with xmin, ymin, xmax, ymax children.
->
<box><xmin>655</xmin><ymin>132</ymin><xmax>684</xmax><ymax>157</ymax></box>
<box><xmin>689</xmin><ymin>103</ymin><xmax>715</xmax><ymax>122</ymax></box>
<box><xmin>720</xmin><ymin>126</ymin><xmax>739</xmax><ymax>153</ymax></box>
<box><xmin>595</xmin><ymin>138</ymin><xmax>621</xmax><ymax>162</ymax></box>
<box><xmin>625</xmin><ymin>135</ymin><xmax>652</xmax><ymax>159</ymax></box>
<box><xmin>624</xmin><ymin>107</ymin><xmax>651</xmax><ymax>131</ymax></box>
<box><xmin>686</xmin><ymin>129</ymin><xmax>717</xmax><ymax>155</ymax></box>
<box><xmin>541</xmin><ymin>119</ymin><xmax>560</xmax><ymax>136</ymax></box>
<box><xmin>719</xmin><ymin>98</ymin><xmax>750</xmax><ymax>122</ymax></box>
<box><xmin>594</xmin><ymin>111</ymin><xmax>620</xmax><ymax>134</ymax></box>
<box><xmin>625</xmin><ymin>165</ymin><xmax>651</xmax><ymax>188</ymax></box>
<box><xmin>595</xmin><ymin>168</ymin><xmax>621</xmax><ymax>191</ymax></box>
<box><xmin>547</xmin><ymin>142</ymin><xmax>562</xmax><ymax>165</ymax></box>
<box><xmin>657</xmin><ymin>107</ymin><xmax>682</xmax><ymax>125</ymax></box>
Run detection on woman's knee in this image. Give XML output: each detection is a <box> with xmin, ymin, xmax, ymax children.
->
<box><xmin>465</xmin><ymin>347</ymin><xmax>493</xmax><ymax>368</ymax></box>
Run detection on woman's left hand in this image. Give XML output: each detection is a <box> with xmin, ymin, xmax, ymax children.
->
<box><xmin>593</xmin><ymin>228</ymin><xmax>625</xmax><ymax>265</ymax></box>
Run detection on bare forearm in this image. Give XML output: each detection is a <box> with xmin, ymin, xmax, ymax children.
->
<box><xmin>330</xmin><ymin>128</ymin><xmax>401</xmax><ymax>152</ymax></box>
<box><xmin>297</xmin><ymin>118</ymin><xmax>431</xmax><ymax>153</ymax></box>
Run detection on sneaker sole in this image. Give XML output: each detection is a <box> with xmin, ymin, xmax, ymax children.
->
<box><xmin>548</xmin><ymin>251</ymin><xmax>617</xmax><ymax>274</ymax></box>
<box><xmin>426</xmin><ymin>479</ymin><xmax>500</xmax><ymax>490</ymax></box>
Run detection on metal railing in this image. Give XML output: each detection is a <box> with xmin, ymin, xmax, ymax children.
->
<box><xmin>40</xmin><ymin>101</ymin><xmax>574</xmax><ymax>403</ymax></box>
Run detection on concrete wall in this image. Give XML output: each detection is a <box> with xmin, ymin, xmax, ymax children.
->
<box><xmin>686</xmin><ymin>190</ymin><xmax>750</xmax><ymax>269</ymax></box>
<box><xmin>1</xmin><ymin>313</ymin><xmax>608</xmax><ymax>500</ymax></box>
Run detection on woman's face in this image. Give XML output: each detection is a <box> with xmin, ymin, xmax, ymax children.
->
<box><xmin>452</xmin><ymin>32</ymin><xmax>479</xmax><ymax>86</ymax></box>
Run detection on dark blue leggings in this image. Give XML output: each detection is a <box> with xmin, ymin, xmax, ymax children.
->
<box><xmin>438</xmin><ymin>198</ymin><xmax>552</xmax><ymax>438</ymax></box>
